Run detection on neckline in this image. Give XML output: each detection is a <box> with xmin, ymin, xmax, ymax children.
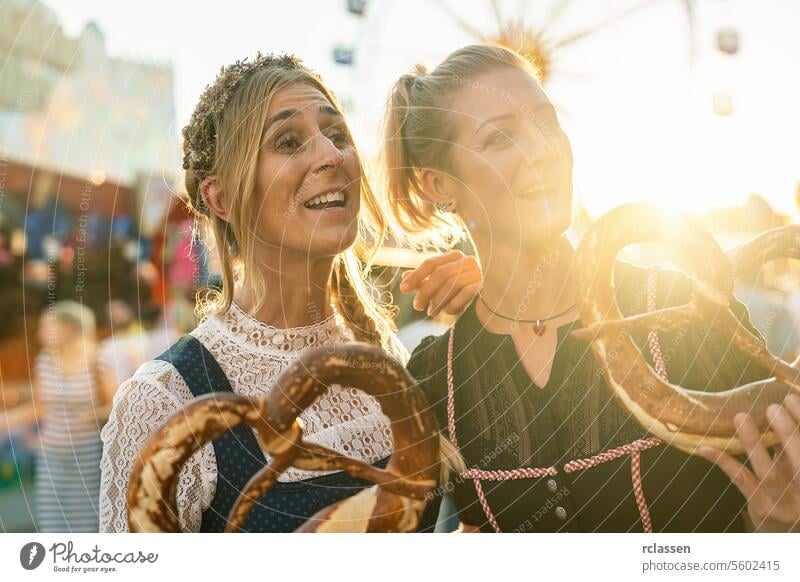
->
<box><xmin>458</xmin><ymin>296</ymin><xmax>583</xmax><ymax>391</ymax></box>
<box><xmin>213</xmin><ymin>301</ymin><xmax>352</xmax><ymax>354</ymax></box>
<box><xmin>461</xmin><ymin>296</ymin><xmax>582</xmax><ymax>340</ymax></box>
<box><xmin>228</xmin><ymin>301</ymin><xmax>340</xmax><ymax>333</ymax></box>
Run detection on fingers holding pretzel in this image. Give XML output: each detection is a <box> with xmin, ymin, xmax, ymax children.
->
<box><xmin>571</xmin><ymin>203</ymin><xmax>800</xmax><ymax>455</ymax></box>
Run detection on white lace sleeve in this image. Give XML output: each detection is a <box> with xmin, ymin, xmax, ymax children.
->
<box><xmin>98</xmin><ymin>361</ymin><xmax>214</xmax><ymax>533</ymax></box>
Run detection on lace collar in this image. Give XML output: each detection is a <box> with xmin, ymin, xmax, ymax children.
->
<box><xmin>211</xmin><ymin>301</ymin><xmax>353</xmax><ymax>354</ymax></box>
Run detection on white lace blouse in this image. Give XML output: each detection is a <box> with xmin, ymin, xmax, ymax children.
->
<box><xmin>98</xmin><ymin>303</ymin><xmax>404</xmax><ymax>532</ymax></box>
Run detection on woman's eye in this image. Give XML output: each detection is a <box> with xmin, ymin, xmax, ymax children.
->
<box><xmin>326</xmin><ymin>130</ymin><xmax>350</xmax><ymax>148</ymax></box>
<box><xmin>275</xmin><ymin>134</ymin><xmax>301</xmax><ymax>150</ymax></box>
<box><xmin>484</xmin><ymin>130</ymin><xmax>514</xmax><ymax>148</ymax></box>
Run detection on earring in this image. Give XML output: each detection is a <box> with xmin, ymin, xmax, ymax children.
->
<box><xmin>436</xmin><ymin>200</ymin><xmax>456</xmax><ymax>213</ymax></box>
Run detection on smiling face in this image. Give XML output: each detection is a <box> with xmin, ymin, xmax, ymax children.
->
<box><xmin>442</xmin><ymin>66</ymin><xmax>574</xmax><ymax>247</ymax></box>
<box><xmin>253</xmin><ymin>82</ymin><xmax>361</xmax><ymax>259</ymax></box>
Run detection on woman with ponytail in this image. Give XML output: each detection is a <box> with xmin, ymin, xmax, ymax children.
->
<box><xmin>382</xmin><ymin>44</ymin><xmax>800</xmax><ymax>533</ymax></box>
<box><xmin>98</xmin><ymin>53</ymin><xmax>473</xmax><ymax>532</ymax></box>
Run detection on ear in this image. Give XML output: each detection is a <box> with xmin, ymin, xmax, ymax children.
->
<box><xmin>199</xmin><ymin>176</ymin><xmax>229</xmax><ymax>221</ymax></box>
<box><xmin>419</xmin><ymin>168</ymin><xmax>458</xmax><ymax>207</ymax></box>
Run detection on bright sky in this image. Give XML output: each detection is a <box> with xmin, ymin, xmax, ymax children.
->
<box><xmin>44</xmin><ymin>0</ymin><xmax>800</xmax><ymax>217</ymax></box>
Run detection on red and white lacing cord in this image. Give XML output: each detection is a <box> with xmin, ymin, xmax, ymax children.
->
<box><xmin>447</xmin><ymin>266</ymin><xmax>668</xmax><ymax>533</ymax></box>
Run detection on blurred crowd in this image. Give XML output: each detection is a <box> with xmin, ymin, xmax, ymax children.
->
<box><xmin>0</xmin><ymin>183</ymin><xmax>209</xmax><ymax>530</ymax></box>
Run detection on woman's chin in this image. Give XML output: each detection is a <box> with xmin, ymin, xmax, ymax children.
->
<box><xmin>305</xmin><ymin>225</ymin><xmax>358</xmax><ymax>257</ymax></box>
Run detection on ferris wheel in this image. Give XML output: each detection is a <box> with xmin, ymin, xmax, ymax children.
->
<box><xmin>328</xmin><ymin>0</ymin><xmax>741</xmax><ymax>155</ymax></box>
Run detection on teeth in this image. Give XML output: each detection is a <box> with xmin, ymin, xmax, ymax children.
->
<box><xmin>304</xmin><ymin>191</ymin><xmax>345</xmax><ymax>208</ymax></box>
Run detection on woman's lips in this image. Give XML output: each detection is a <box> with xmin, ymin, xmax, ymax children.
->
<box><xmin>514</xmin><ymin>179</ymin><xmax>570</xmax><ymax>201</ymax></box>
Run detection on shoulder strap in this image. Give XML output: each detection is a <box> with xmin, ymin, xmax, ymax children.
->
<box><xmin>156</xmin><ymin>335</ymin><xmax>267</xmax><ymax>463</ymax></box>
<box><xmin>156</xmin><ymin>335</ymin><xmax>234</xmax><ymax>397</ymax></box>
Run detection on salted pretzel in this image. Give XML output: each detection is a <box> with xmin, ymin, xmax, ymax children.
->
<box><xmin>571</xmin><ymin>202</ymin><xmax>800</xmax><ymax>455</ymax></box>
<box><xmin>127</xmin><ymin>343</ymin><xmax>440</xmax><ymax>532</ymax></box>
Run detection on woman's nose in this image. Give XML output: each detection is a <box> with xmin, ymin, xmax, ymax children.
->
<box><xmin>311</xmin><ymin>132</ymin><xmax>345</xmax><ymax>174</ymax></box>
<box><xmin>522</xmin><ymin>130</ymin><xmax>572</xmax><ymax>169</ymax></box>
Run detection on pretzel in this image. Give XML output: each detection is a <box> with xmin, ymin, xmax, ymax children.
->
<box><xmin>127</xmin><ymin>343</ymin><xmax>440</xmax><ymax>532</ymax></box>
<box><xmin>571</xmin><ymin>202</ymin><xmax>800</xmax><ymax>455</ymax></box>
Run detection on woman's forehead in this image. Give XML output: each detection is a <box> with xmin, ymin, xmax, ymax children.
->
<box><xmin>450</xmin><ymin>68</ymin><xmax>550</xmax><ymax>131</ymax></box>
<box><xmin>267</xmin><ymin>83</ymin><xmax>335</xmax><ymax>116</ymax></box>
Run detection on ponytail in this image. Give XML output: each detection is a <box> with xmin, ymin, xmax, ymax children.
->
<box><xmin>381</xmin><ymin>43</ymin><xmax>535</xmax><ymax>246</ymax></box>
<box><xmin>383</xmin><ymin>67</ymin><xmax>444</xmax><ymax>236</ymax></box>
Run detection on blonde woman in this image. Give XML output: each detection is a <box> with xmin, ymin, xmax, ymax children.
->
<box><xmin>98</xmin><ymin>53</ymin><xmax>474</xmax><ymax>533</ymax></box>
<box><xmin>34</xmin><ymin>301</ymin><xmax>111</xmax><ymax>532</ymax></box>
<box><xmin>384</xmin><ymin>44</ymin><xmax>800</xmax><ymax>532</ymax></box>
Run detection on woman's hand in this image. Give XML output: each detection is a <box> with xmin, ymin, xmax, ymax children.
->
<box><xmin>399</xmin><ymin>250</ymin><xmax>482</xmax><ymax>317</ymax></box>
<box><xmin>696</xmin><ymin>394</ymin><xmax>800</xmax><ymax>532</ymax></box>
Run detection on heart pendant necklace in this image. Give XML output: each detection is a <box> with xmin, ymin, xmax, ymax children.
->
<box><xmin>478</xmin><ymin>293</ymin><xmax>576</xmax><ymax>336</ymax></box>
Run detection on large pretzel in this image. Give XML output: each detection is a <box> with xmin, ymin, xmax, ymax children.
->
<box><xmin>127</xmin><ymin>343</ymin><xmax>440</xmax><ymax>532</ymax></box>
<box><xmin>571</xmin><ymin>202</ymin><xmax>800</xmax><ymax>455</ymax></box>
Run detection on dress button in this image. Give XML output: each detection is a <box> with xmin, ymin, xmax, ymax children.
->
<box><xmin>555</xmin><ymin>506</ymin><xmax>567</xmax><ymax>520</ymax></box>
<box><xmin>546</xmin><ymin>478</ymin><xmax>558</xmax><ymax>492</ymax></box>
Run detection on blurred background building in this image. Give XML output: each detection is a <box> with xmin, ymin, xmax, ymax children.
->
<box><xmin>0</xmin><ymin>0</ymin><xmax>209</xmax><ymax>530</ymax></box>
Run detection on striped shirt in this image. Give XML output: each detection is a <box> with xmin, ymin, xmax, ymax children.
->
<box><xmin>33</xmin><ymin>350</ymin><xmax>102</xmax><ymax>532</ymax></box>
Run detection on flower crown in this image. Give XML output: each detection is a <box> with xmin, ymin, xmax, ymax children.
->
<box><xmin>181</xmin><ymin>52</ymin><xmax>304</xmax><ymax>182</ymax></box>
